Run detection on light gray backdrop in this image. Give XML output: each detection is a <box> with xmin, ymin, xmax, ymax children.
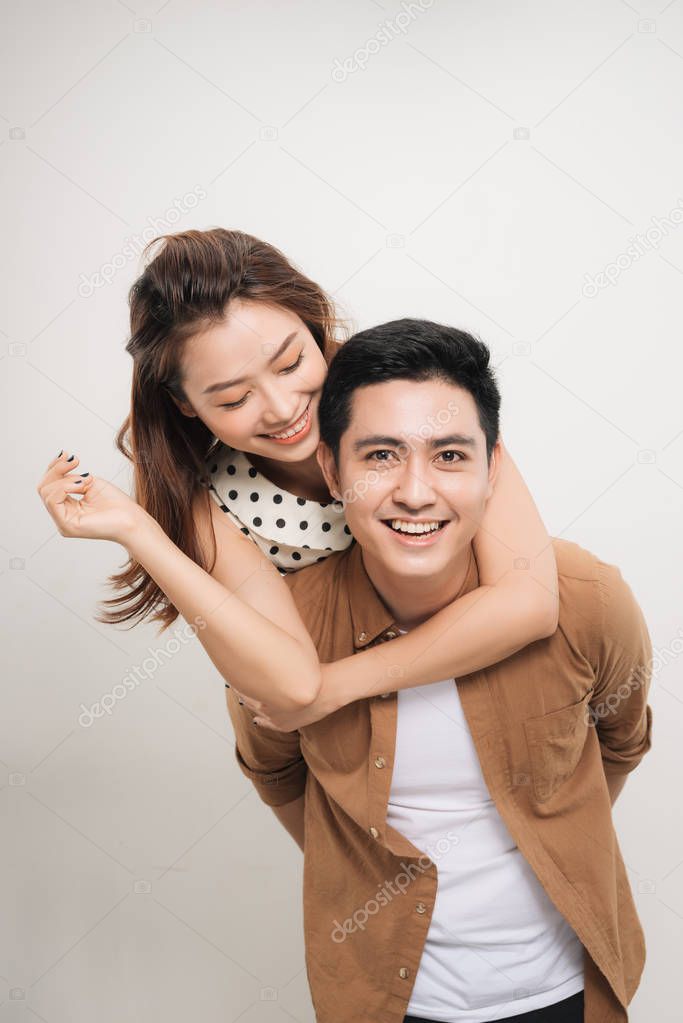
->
<box><xmin>2</xmin><ymin>0</ymin><xmax>682</xmax><ymax>1020</ymax></box>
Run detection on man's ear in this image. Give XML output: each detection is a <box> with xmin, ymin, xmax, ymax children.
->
<box><xmin>485</xmin><ymin>437</ymin><xmax>503</xmax><ymax>498</ymax></box>
<box><xmin>168</xmin><ymin>392</ymin><xmax>198</xmax><ymax>419</ymax></box>
<box><xmin>316</xmin><ymin>441</ymin><xmax>342</xmax><ymax>500</ymax></box>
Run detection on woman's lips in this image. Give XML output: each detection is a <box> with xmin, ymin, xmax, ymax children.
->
<box><xmin>261</xmin><ymin>402</ymin><xmax>312</xmax><ymax>445</ymax></box>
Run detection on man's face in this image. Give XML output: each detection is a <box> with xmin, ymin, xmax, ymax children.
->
<box><xmin>319</xmin><ymin>378</ymin><xmax>500</xmax><ymax>581</ymax></box>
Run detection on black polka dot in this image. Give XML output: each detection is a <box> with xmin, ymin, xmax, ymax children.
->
<box><xmin>250</xmin><ymin>492</ymin><xmax>259</xmax><ymax>502</ymax></box>
<box><xmin>322</xmin><ymin>522</ymin><xmax>331</xmax><ymax>533</ymax></box>
<box><xmin>270</xmin><ymin>546</ymin><xmax>279</xmax><ymax>555</ymax></box>
<box><xmin>316</xmin><ymin>556</ymin><xmax>326</xmax><ymax>563</ymax></box>
<box><xmin>219</xmin><ymin>504</ymin><xmax>228</xmax><ymax>512</ymax></box>
<box><xmin>227</xmin><ymin>465</ymin><xmax>236</xmax><ymax>475</ymax></box>
<box><xmin>276</xmin><ymin>518</ymin><xmax>286</xmax><ymax>529</ymax></box>
<box><xmin>228</xmin><ymin>490</ymin><xmax>238</xmax><ymax>500</ymax></box>
<box><xmin>319</xmin><ymin>502</ymin><xmax>329</xmax><ymax>508</ymax></box>
<box><xmin>292</xmin><ymin>551</ymin><xmax>302</xmax><ymax>561</ymax></box>
<box><xmin>297</xmin><ymin>497</ymin><xmax>306</xmax><ymax>506</ymax></box>
<box><xmin>299</xmin><ymin>521</ymin><xmax>308</xmax><ymax>530</ymax></box>
<box><xmin>253</xmin><ymin>517</ymin><xmax>262</xmax><ymax>527</ymax></box>
<box><xmin>248</xmin><ymin>467</ymin><xmax>257</xmax><ymax>478</ymax></box>
<box><xmin>210</xmin><ymin>464</ymin><xmax>218</xmax><ymax>473</ymax></box>
<box><xmin>344</xmin><ymin>525</ymin><xmax>351</xmax><ymax>535</ymax></box>
<box><xmin>240</xmin><ymin>527</ymin><xmax>249</xmax><ymax>535</ymax></box>
<box><xmin>273</xmin><ymin>494</ymin><xmax>283</xmax><ymax>504</ymax></box>
<box><xmin>303</xmin><ymin>544</ymin><xmax>310</xmax><ymax>549</ymax></box>
<box><xmin>325</xmin><ymin>546</ymin><xmax>332</xmax><ymax>551</ymax></box>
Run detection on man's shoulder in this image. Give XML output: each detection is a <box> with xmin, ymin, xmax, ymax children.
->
<box><xmin>551</xmin><ymin>537</ymin><xmax>648</xmax><ymax>655</ymax></box>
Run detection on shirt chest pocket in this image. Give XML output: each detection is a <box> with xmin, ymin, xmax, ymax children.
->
<box><xmin>523</xmin><ymin>687</ymin><xmax>594</xmax><ymax>803</ymax></box>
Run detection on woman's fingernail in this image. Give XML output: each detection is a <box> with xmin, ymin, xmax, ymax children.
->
<box><xmin>238</xmin><ymin>698</ymin><xmax>244</xmax><ymax>705</ymax></box>
<box><xmin>67</xmin><ymin>454</ymin><xmax>75</xmax><ymax>462</ymax></box>
<box><xmin>224</xmin><ymin>683</ymin><xmax>230</xmax><ymax>689</ymax></box>
<box><xmin>74</xmin><ymin>479</ymin><xmax>82</xmax><ymax>484</ymax></box>
<box><xmin>57</xmin><ymin>449</ymin><xmax>63</xmax><ymax>457</ymax></box>
<box><xmin>79</xmin><ymin>472</ymin><xmax>90</xmax><ymax>478</ymax></box>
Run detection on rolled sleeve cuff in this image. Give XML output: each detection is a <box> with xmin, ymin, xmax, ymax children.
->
<box><xmin>600</xmin><ymin>704</ymin><xmax>653</xmax><ymax>777</ymax></box>
<box><xmin>234</xmin><ymin>744</ymin><xmax>308</xmax><ymax>807</ymax></box>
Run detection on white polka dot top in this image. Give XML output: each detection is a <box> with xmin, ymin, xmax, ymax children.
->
<box><xmin>205</xmin><ymin>443</ymin><xmax>354</xmax><ymax>573</ymax></box>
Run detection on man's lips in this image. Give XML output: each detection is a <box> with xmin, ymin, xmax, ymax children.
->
<box><xmin>380</xmin><ymin>518</ymin><xmax>451</xmax><ymax>546</ymax></box>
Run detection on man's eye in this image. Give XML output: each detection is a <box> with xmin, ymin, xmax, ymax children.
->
<box><xmin>367</xmin><ymin>450</ymin><xmax>396</xmax><ymax>462</ymax></box>
<box><xmin>280</xmin><ymin>352</ymin><xmax>304</xmax><ymax>374</ymax></box>
<box><xmin>437</xmin><ymin>450</ymin><xmax>464</xmax><ymax>463</ymax></box>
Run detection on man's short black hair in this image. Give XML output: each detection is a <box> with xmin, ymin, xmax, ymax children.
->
<box><xmin>319</xmin><ymin>318</ymin><xmax>501</xmax><ymax>462</ymax></box>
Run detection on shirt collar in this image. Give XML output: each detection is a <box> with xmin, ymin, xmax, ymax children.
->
<box><xmin>345</xmin><ymin>541</ymin><xmax>480</xmax><ymax>651</ymax></box>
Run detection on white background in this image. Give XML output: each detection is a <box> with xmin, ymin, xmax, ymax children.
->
<box><xmin>2</xmin><ymin>1</ymin><xmax>682</xmax><ymax>1020</ymax></box>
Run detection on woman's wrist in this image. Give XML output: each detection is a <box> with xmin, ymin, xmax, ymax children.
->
<box><xmin>120</xmin><ymin>508</ymin><xmax>164</xmax><ymax>558</ymax></box>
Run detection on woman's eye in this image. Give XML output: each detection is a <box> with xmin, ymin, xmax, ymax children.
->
<box><xmin>220</xmin><ymin>395</ymin><xmax>248</xmax><ymax>410</ymax></box>
<box><xmin>280</xmin><ymin>352</ymin><xmax>304</xmax><ymax>374</ymax></box>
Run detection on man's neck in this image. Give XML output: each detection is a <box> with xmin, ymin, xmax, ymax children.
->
<box><xmin>360</xmin><ymin>544</ymin><xmax>474</xmax><ymax>631</ymax></box>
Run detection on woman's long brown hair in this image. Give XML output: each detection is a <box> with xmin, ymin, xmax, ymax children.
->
<box><xmin>98</xmin><ymin>228</ymin><xmax>345</xmax><ymax>631</ymax></box>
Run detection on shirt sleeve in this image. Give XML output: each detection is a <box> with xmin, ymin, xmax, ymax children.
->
<box><xmin>589</xmin><ymin>559</ymin><xmax>654</xmax><ymax>778</ymax></box>
<box><xmin>225</xmin><ymin>687</ymin><xmax>308</xmax><ymax>806</ymax></box>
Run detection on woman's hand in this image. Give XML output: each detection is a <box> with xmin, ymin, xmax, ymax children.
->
<box><xmin>231</xmin><ymin>684</ymin><xmax>338</xmax><ymax>732</ymax></box>
<box><xmin>37</xmin><ymin>449</ymin><xmax>146</xmax><ymax>545</ymax></box>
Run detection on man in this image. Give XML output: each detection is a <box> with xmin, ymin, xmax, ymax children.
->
<box><xmin>227</xmin><ymin>320</ymin><xmax>653</xmax><ymax>1023</ymax></box>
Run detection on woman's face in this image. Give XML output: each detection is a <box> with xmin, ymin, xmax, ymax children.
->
<box><xmin>176</xmin><ymin>299</ymin><xmax>329</xmax><ymax>463</ymax></box>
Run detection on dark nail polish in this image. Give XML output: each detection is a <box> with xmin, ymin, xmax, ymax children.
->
<box><xmin>80</xmin><ymin>472</ymin><xmax>89</xmax><ymax>478</ymax></box>
<box><xmin>224</xmin><ymin>683</ymin><xmax>230</xmax><ymax>689</ymax></box>
<box><xmin>74</xmin><ymin>479</ymin><xmax>82</xmax><ymax>484</ymax></box>
<box><xmin>238</xmin><ymin>698</ymin><xmax>244</xmax><ymax>705</ymax></box>
<box><xmin>67</xmin><ymin>455</ymin><xmax>75</xmax><ymax>462</ymax></box>
<box><xmin>57</xmin><ymin>449</ymin><xmax>63</xmax><ymax>457</ymax></box>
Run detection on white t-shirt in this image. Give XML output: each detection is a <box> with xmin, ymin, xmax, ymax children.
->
<box><xmin>387</xmin><ymin>634</ymin><xmax>584</xmax><ymax>1021</ymax></box>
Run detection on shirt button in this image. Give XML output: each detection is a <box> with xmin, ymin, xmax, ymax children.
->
<box><xmin>398</xmin><ymin>967</ymin><xmax>410</xmax><ymax>979</ymax></box>
<box><xmin>415</xmin><ymin>902</ymin><xmax>427</xmax><ymax>914</ymax></box>
<box><xmin>369</xmin><ymin>826</ymin><xmax>379</xmax><ymax>839</ymax></box>
<box><xmin>374</xmin><ymin>756</ymin><xmax>386</xmax><ymax>769</ymax></box>
<box><xmin>358</xmin><ymin>631</ymin><xmax>368</xmax><ymax>643</ymax></box>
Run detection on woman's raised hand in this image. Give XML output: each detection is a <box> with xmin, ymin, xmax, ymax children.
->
<box><xmin>37</xmin><ymin>450</ymin><xmax>146</xmax><ymax>545</ymax></box>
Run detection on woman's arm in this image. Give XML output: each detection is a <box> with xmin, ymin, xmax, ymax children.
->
<box><xmin>250</xmin><ymin>440</ymin><xmax>559</xmax><ymax>729</ymax></box>
<box><xmin>37</xmin><ymin>451</ymin><xmax>322</xmax><ymax>713</ymax></box>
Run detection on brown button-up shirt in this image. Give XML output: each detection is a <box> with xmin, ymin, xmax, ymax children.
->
<box><xmin>227</xmin><ymin>538</ymin><xmax>653</xmax><ymax>1023</ymax></box>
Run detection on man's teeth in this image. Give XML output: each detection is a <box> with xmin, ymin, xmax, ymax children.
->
<box><xmin>267</xmin><ymin>408</ymin><xmax>309</xmax><ymax>439</ymax></box>
<box><xmin>389</xmin><ymin>519</ymin><xmax>443</xmax><ymax>534</ymax></box>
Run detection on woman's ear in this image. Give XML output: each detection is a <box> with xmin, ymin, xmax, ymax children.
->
<box><xmin>168</xmin><ymin>392</ymin><xmax>198</xmax><ymax>419</ymax></box>
<box><xmin>316</xmin><ymin>442</ymin><xmax>342</xmax><ymax>500</ymax></box>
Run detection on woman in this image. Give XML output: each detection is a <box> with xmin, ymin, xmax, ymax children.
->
<box><xmin>37</xmin><ymin>228</ymin><xmax>558</xmax><ymax>729</ymax></box>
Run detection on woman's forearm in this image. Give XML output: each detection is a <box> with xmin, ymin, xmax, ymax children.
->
<box><xmin>125</xmin><ymin>515</ymin><xmax>321</xmax><ymax>712</ymax></box>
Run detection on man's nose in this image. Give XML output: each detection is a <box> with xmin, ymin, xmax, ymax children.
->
<box><xmin>391</xmin><ymin>461</ymin><xmax>437</xmax><ymax>510</ymax></box>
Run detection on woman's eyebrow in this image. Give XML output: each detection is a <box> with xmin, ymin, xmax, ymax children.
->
<box><xmin>202</xmin><ymin>332</ymin><xmax>299</xmax><ymax>395</ymax></box>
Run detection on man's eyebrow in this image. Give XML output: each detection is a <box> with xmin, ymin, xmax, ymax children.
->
<box><xmin>201</xmin><ymin>332</ymin><xmax>299</xmax><ymax>395</ymax></box>
<box><xmin>352</xmin><ymin>433</ymin><xmax>478</xmax><ymax>452</ymax></box>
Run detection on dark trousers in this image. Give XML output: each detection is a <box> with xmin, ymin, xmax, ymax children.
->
<box><xmin>404</xmin><ymin>988</ymin><xmax>584</xmax><ymax>1023</ymax></box>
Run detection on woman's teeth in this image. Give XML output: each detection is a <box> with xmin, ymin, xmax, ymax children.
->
<box><xmin>266</xmin><ymin>407</ymin><xmax>309</xmax><ymax>440</ymax></box>
<box><xmin>389</xmin><ymin>519</ymin><xmax>444</xmax><ymax>534</ymax></box>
